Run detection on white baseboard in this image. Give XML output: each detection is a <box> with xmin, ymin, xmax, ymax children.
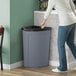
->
<box><xmin>1</xmin><ymin>60</ymin><xmax>76</xmax><ymax>69</ymax></box>
<box><xmin>10</xmin><ymin>61</ymin><xmax>23</xmax><ymax>69</ymax></box>
<box><xmin>0</xmin><ymin>61</ymin><xmax>23</xmax><ymax>70</ymax></box>
<box><xmin>0</xmin><ymin>64</ymin><xmax>10</xmax><ymax>69</ymax></box>
<box><xmin>68</xmin><ymin>61</ymin><xmax>76</xmax><ymax>69</ymax></box>
<box><xmin>49</xmin><ymin>60</ymin><xmax>59</xmax><ymax>67</ymax></box>
<box><xmin>49</xmin><ymin>60</ymin><xmax>76</xmax><ymax>69</ymax></box>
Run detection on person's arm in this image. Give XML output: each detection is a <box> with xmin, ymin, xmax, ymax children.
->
<box><xmin>44</xmin><ymin>0</ymin><xmax>55</xmax><ymax>19</ymax></box>
<box><xmin>40</xmin><ymin>0</ymin><xmax>55</xmax><ymax>27</ymax></box>
<box><xmin>69</xmin><ymin>0</ymin><xmax>76</xmax><ymax>16</ymax></box>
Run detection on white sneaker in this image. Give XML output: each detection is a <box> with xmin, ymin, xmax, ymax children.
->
<box><xmin>52</xmin><ymin>68</ymin><xmax>68</xmax><ymax>73</ymax></box>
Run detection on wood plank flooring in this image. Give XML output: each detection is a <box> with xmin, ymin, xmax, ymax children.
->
<box><xmin>0</xmin><ymin>66</ymin><xmax>76</xmax><ymax>76</ymax></box>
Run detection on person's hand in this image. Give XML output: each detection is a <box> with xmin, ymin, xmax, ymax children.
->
<box><xmin>39</xmin><ymin>19</ymin><xmax>47</xmax><ymax>27</ymax></box>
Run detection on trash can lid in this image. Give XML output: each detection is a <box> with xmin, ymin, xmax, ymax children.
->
<box><xmin>21</xmin><ymin>26</ymin><xmax>51</xmax><ymax>31</ymax></box>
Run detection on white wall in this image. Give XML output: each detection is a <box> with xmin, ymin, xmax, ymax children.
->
<box><xmin>0</xmin><ymin>0</ymin><xmax>10</xmax><ymax>25</ymax></box>
<box><xmin>0</xmin><ymin>0</ymin><xmax>10</xmax><ymax>64</ymax></box>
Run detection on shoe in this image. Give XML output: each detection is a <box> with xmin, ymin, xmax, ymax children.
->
<box><xmin>52</xmin><ymin>68</ymin><xmax>68</xmax><ymax>73</ymax></box>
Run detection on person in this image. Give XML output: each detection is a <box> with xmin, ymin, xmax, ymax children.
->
<box><xmin>40</xmin><ymin>0</ymin><xmax>76</xmax><ymax>72</ymax></box>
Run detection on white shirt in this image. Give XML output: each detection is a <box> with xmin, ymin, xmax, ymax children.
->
<box><xmin>44</xmin><ymin>0</ymin><xmax>76</xmax><ymax>26</ymax></box>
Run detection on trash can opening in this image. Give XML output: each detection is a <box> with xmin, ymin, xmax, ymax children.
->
<box><xmin>21</xmin><ymin>26</ymin><xmax>51</xmax><ymax>31</ymax></box>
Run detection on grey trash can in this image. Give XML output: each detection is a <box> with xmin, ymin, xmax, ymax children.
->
<box><xmin>21</xmin><ymin>26</ymin><xmax>51</xmax><ymax>67</ymax></box>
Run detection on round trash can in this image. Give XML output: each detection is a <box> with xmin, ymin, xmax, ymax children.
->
<box><xmin>21</xmin><ymin>26</ymin><xmax>51</xmax><ymax>67</ymax></box>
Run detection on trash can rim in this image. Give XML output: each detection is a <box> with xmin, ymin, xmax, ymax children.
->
<box><xmin>21</xmin><ymin>26</ymin><xmax>51</xmax><ymax>31</ymax></box>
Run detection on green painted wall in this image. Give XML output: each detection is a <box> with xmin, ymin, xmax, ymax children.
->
<box><xmin>10</xmin><ymin>0</ymin><xmax>39</xmax><ymax>64</ymax></box>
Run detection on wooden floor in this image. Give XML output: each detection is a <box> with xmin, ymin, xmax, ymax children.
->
<box><xmin>0</xmin><ymin>66</ymin><xmax>76</xmax><ymax>76</ymax></box>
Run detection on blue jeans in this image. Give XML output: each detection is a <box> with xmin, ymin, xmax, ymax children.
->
<box><xmin>57</xmin><ymin>23</ymin><xmax>76</xmax><ymax>71</ymax></box>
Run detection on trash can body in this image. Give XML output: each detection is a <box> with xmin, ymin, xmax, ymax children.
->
<box><xmin>22</xmin><ymin>26</ymin><xmax>51</xmax><ymax>67</ymax></box>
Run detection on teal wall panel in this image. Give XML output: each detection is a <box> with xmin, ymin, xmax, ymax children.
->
<box><xmin>10</xmin><ymin>0</ymin><xmax>38</xmax><ymax>64</ymax></box>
